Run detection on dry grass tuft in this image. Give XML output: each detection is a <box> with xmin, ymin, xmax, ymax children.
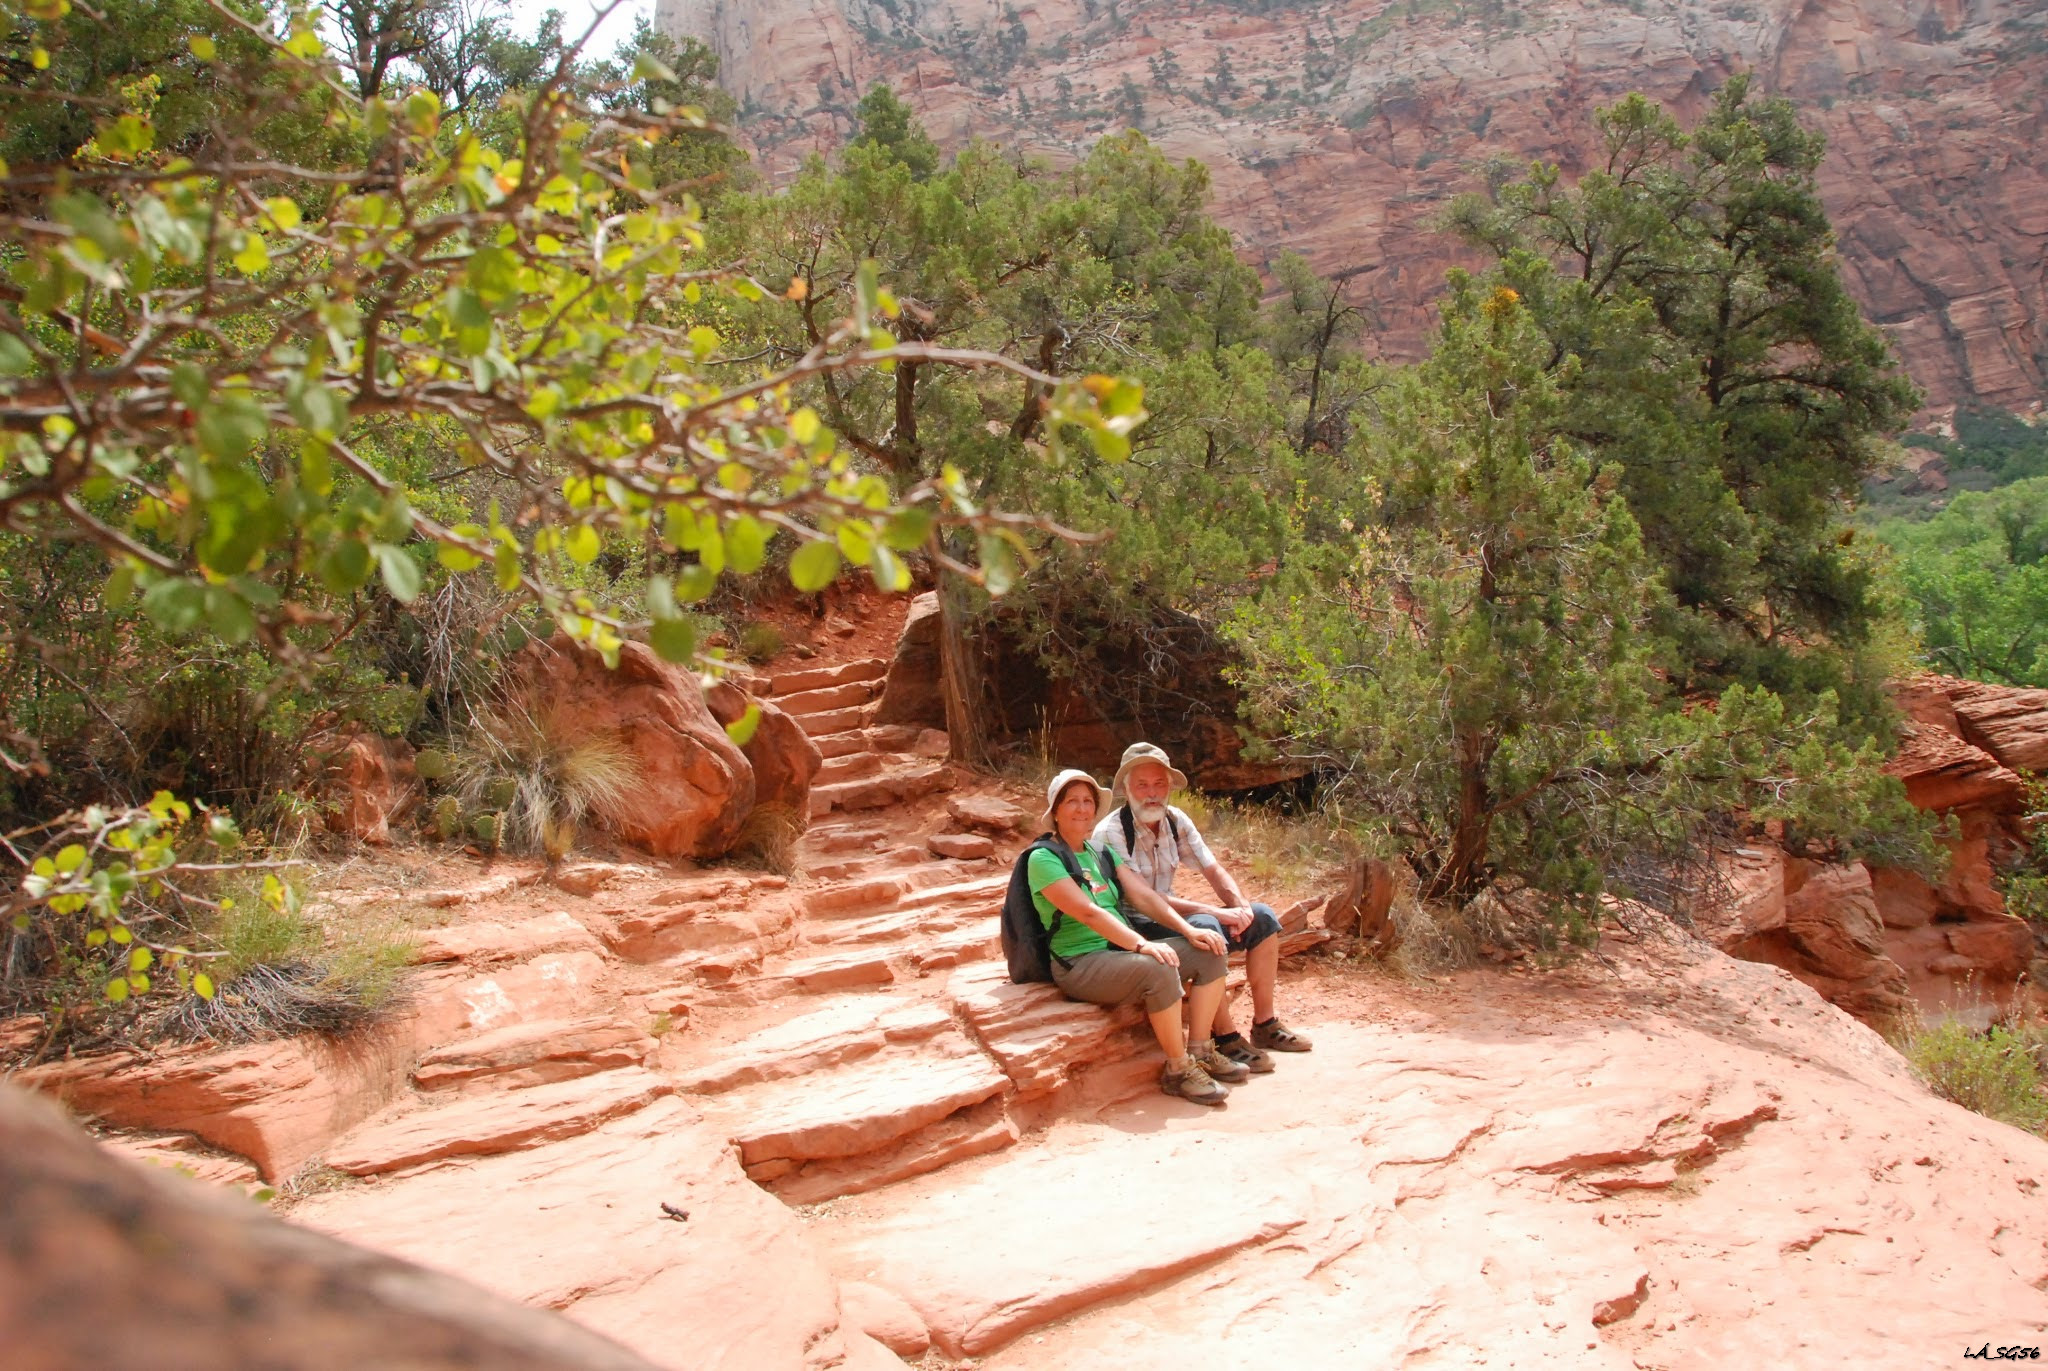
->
<box><xmin>447</xmin><ymin>690</ymin><xmax>640</xmax><ymax>860</ymax></box>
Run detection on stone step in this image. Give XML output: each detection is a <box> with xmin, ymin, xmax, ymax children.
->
<box><xmin>324</xmin><ymin>1067</ymin><xmax>675</xmax><ymax>1176</ymax></box>
<box><xmin>411</xmin><ymin>1015</ymin><xmax>656</xmax><ymax>1095</ymax></box>
<box><xmin>912</xmin><ymin>922</ymin><xmax>1001</xmax><ymax>974</ymax></box>
<box><xmin>701</xmin><ymin>1038</ymin><xmax>1014</xmax><ymax>1199</ymax></box>
<box><xmin>892</xmin><ymin>871</ymin><xmax>1010</xmax><ymax>914</ymax></box>
<box><xmin>674</xmin><ymin>997</ymin><xmax>953</xmax><ymax>1096</ymax></box>
<box><xmin>927</xmin><ymin>832</ymin><xmax>995</xmax><ymax>860</ymax></box>
<box><xmin>803</xmin><ymin>874</ymin><xmax>915</xmax><ymax>920</ymax></box>
<box><xmin>798</xmin><ymin>705</ymin><xmax>874</xmax><ymax>738</ymax></box>
<box><xmin>946</xmin><ymin>961</ymin><xmax>1148</xmax><ymax>1100</ymax></box>
<box><xmin>866</xmin><ymin>724</ymin><xmax>950</xmax><ymax>758</ymax></box>
<box><xmin>769</xmin><ymin>657</ymin><xmax>889</xmax><ymax>696</ymax></box>
<box><xmin>810</xmin><ymin>760</ymin><xmax>954</xmax><ymax>817</ymax></box>
<box><xmin>803</xmin><ymin>845</ymin><xmax>928</xmax><ymax>884</ymax></box>
<box><xmin>749</xmin><ymin>947</ymin><xmax>899</xmax><ymax>997</ymax></box>
<box><xmin>797</xmin><ymin>821</ymin><xmax>890</xmax><ymax>855</ymax></box>
<box><xmin>812</xmin><ymin>729</ymin><xmax>872</xmax><ymax>760</ymax></box>
<box><xmin>410</xmin><ymin>911</ymin><xmax>604</xmax><ymax>967</ymax></box>
<box><xmin>817</xmin><ymin>751</ymin><xmax>884</xmax><ymax>784</ymax></box>
<box><xmin>776</xmin><ymin>678</ymin><xmax>885</xmax><ymax>718</ymax></box>
<box><xmin>804</xmin><ymin>904</ymin><xmax>979</xmax><ymax>949</ymax></box>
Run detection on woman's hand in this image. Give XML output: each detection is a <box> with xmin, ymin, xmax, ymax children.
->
<box><xmin>1135</xmin><ymin>938</ymin><xmax>1180</xmax><ymax>967</ymax></box>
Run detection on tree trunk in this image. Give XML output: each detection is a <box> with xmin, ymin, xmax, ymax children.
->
<box><xmin>937</xmin><ymin>568</ymin><xmax>993</xmax><ymax>769</ymax></box>
<box><xmin>1437</xmin><ymin>724</ymin><xmax>1492</xmax><ymax>902</ymax></box>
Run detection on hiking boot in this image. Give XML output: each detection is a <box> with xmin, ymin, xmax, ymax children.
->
<box><xmin>1159</xmin><ymin>1059</ymin><xmax>1230</xmax><ymax>1106</ymax></box>
<box><xmin>1216</xmin><ymin>1033</ymin><xmax>1275</xmax><ymax>1074</ymax></box>
<box><xmin>1190</xmin><ymin>1038</ymin><xmax>1251</xmax><ymax>1084</ymax></box>
<box><xmin>1251</xmin><ymin>1018</ymin><xmax>1314</xmax><ymax>1053</ymax></box>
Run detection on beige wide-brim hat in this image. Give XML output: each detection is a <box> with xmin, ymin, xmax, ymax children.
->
<box><xmin>1110</xmin><ymin>742</ymin><xmax>1188</xmax><ymax>802</ymax></box>
<box><xmin>1040</xmin><ymin>768</ymin><xmax>1113</xmax><ymax>832</ymax></box>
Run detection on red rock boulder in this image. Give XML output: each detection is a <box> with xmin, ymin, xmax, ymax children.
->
<box><xmin>1706</xmin><ymin>849</ymin><xmax>1910</xmax><ymax>1022</ymax></box>
<box><xmin>310</xmin><ymin>727</ymin><xmax>418</xmax><ymax>844</ymax></box>
<box><xmin>706</xmin><ymin>680</ymin><xmax>822</xmax><ymax>824</ymax></box>
<box><xmin>505</xmin><ymin>634</ymin><xmax>753</xmax><ymax>858</ymax></box>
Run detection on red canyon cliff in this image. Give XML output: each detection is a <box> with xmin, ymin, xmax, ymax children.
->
<box><xmin>658</xmin><ymin>0</ymin><xmax>2048</xmax><ymax>411</ymax></box>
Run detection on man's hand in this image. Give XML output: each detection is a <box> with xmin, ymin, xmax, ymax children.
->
<box><xmin>1188</xmin><ymin>927</ymin><xmax>1228</xmax><ymax>957</ymax></box>
<box><xmin>1136</xmin><ymin>938</ymin><xmax>1181</xmax><ymax>967</ymax></box>
<box><xmin>1210</xmin><ymin>905</ymin><xmax>1253</xmax><ymax>936</ymax></box>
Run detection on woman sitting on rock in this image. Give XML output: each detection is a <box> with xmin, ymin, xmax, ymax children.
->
<box><xmin>1025</xmin><ymin>768</ymin><xmax>1238</xmax><ymax>1106</ymax></box>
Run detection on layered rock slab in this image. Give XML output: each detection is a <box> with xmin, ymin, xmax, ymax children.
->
<box><xmin>296</xmin><ymin>1095</ymin><xmax>873</xmax><ymax>1371</ymax></box>
<box><xmin>823</xmin><ymin>1133</ymin><xmax>1311</xmax><ymax>1357</ymax></box>
<box><xmin>326</xmin><ymin>1067</ymin><xmax>674</xmax><ymax>1175</ymax></box>
<box><xmin>412</xmin><ymin>1014</ymin><xmax>656</xmax><ymax>1093</ymax></box>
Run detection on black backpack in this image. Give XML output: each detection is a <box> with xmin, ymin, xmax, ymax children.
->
<box><xmin>1000</xmin><ymin>834</ymin><xmax>1089</xmax><ymax>984</ymax></box>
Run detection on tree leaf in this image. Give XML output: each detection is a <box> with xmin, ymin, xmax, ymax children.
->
<box><xmin>723</xmin><ymin>704</ymin><xmax>761</xmax><ymax>748</ymax></box>
<box><xmin>788</xmin><ymin>538</ymin><xmax>841</xmax><ymax>592</ymax></box>
<box><xmin>374</xmin><ymin>544</ymin><xmax>422</xmax><ymax>602</ymax></box>
<box><xmin>649</xmin><ymin>616</ymin><xmax>698</xmax><ymax>664</ymax></box>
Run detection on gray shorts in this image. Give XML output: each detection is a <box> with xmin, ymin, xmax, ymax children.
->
<box><xmin>1051</xmin><ymin>937</ymin><xmax>1227</xmax><ymax>1015</ymax></box>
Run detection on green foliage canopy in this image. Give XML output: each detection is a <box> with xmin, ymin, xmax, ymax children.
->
<box><xmin>1877</xmin><ymin>478</ymin><xmax>2048</xmax><ymax>687</ymax></box>
<box><xmin>1449</xmin><ymin>78</ymin><xmax>1921</xmax><ymax>709</ymax></box>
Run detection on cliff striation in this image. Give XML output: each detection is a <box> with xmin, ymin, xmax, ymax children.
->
<box><xmin>658</xmin><ymin>0</ymin><xmax>2048</xmax><ymax>411</ymax></box>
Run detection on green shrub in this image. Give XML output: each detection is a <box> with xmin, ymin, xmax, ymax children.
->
<box><xmin>738</xmin><ymin>621</ymin><xmax>787</xmax><ymax>664</ymax></box>
<box><xmin>1906</xmin><ymin>1019</ymin><xmax>2048</xmax><ymax>1133</ymax></box>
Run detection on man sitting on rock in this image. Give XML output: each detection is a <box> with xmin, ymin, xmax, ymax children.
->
<box><xmin>1094</xmin><ymin>742</ymin><xmax>1313</xmax><ymax>1074</ymax></box>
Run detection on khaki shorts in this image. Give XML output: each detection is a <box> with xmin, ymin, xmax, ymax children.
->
<box><xmin>1051</xmin><ymin>937</ymin><xmax>1227</xmax><ymax>1015</ymax></box>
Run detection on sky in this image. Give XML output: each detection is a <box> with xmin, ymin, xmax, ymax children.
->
<box><xmin>504</xmin><ymin>0</ymin><xmax>651</xmax><ymax>63</ymax></box>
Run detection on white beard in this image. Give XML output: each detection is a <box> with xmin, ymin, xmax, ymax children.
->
<box><xmin>1136</xmin><ymin>800</ymin><xmax>1169</xmax><ymax>824</ymax></box>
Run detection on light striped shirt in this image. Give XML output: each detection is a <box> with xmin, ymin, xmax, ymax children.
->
<box><xmin>1093</xmin><ymin>805</ymin><xmax>1216</xmax><ymax>898</ymax></box>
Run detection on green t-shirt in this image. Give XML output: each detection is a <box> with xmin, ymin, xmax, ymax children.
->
<box><xmin>1027</xmin><ymin>842</ymin><xmax>1131</xmax><ymax>961</ymax></box>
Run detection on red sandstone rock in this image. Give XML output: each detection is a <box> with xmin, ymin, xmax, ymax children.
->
<box><xmin>298</xmin><ymin>1095</ymin><xmax>875</xmax><ymax>1370</ymax></box>
<box><xmin>18</xmin><ymin>1035</ymin><xmax>412</xmax><ymax>1181</ymax></box>
<box><xmin>775</xmin><ymin>678</ymin><xmax>884</xmax><ymax>716</ymax></box>
<box><xmin>1946</xmin><ymin>678</ymin><xmax>2048</xmax><ymax>773</ymax></box>
<box><xmin>412</xmin><ymin>911</ymin><xmax>604</xmax><ymax>965</ymax></box>
<box><xmin>684</xmin><ymin>0</ymin><xmax>2048</xmax><ymax>412</ymax></box>
<box><xmin>797</xmin><ymin>705</ymin><xmax>873</xmax><ymax>737</ymax></box>
<box><xmin>605</xmin><ymin>888</ymin><xmax>797</xmax><ymax>963</ymax></box>
<box><xmin>504</xmin><ymin>634</ymin><xmax>754</xmax><ymax>858</ymax></box>
<box><xmin>871</xmin><ymin>591</ymin><xmax>945</xmax><ymax>729</ymax></box>
<box><xmin>1884</xmin><ymin>720</ymin><xmax>2023</xmax><ymax>813</ymax></box>
<box><xmin>946</xmin><ymin>792</ymin><xmax>1028</xmax><ymax>835</ymax></box>
<box><xmin>812</xmin><ymin>760</ymin><xmax>956</xmax><ymax>816</ymax></box>
<box><xmin>312</xmin><ymin>727</ymin><xmax>418</xmax><ymax>844</ymax></box>
<box><xmin>0</xmin><ymin>1083</ymin><xmax>666</xmax><ymax>1371</ymax></box>
<box><xmin>821</xmin><ymin>1134</ymin><xmax>1308</xmax><ymax>1357</ymax></box>
<box><xmin>706</xmin><ymin>680</ymin><xmax>824</xmax><ymax>823</ymax></box>
<box><xmin>927</xmin><ymin>831</ymin><xmax>994</xmax><ymax>860</ymax></box>
<box><xmin>674</xmin><ymin>997</ymin><xmax>950</xmax><ymax>1095</ymax></box>
<box><xmin>947</xmin><ymin>962</ymin><xmax>1150</xmax><ymax>1099</ymax></box>
<box><xmin>1</xmin><ymin>1014</ymin><xmax>41</xmax><ymax>1057</ymax></box>
<box><xmin>419</xmin><ymin>867</ymin><xmax>544</xmax><ymax>908</ymax></box>
<box><xmin>101</xmin><ymin>1131</ymin><xmax>264</xmax><ymax>1191</ymax></box>
<box><xmin>412</xmin><ymin>1016</ymin><xmax>657</xmax><ymax>1094</ymax></box>
<box><xmin>838</xmin><ymin>1281</ymin><xmax>931</xmax><ymax>1358</ymax></box>
<box><xmin>425</xmin><ymin>951</ymin><xmax>613</xmax><ymax>1040</ymax></box>
<box><xmin>1943</xmin><ymin>917</ymin><xmax>2035</xmax><ymax>981</ymax></box>
<box><xmin>710</xmin><ymin>1041</ymin><xmax>1009</xmax><ymax>1177</ymax></box>
<box><xmin>771</xmin><ymin>657</ymin><xmax>888</xmax><ymax>696</ymax></box>
<box><xmin>1705</xmin><ymin>850</ymin><xmax>1910</xmax><ymax>1021</ymax></box>
<box><xmin>326</xmin><ymin>1067</ymin><xmax>674</xmax><ymax>1175</ymax></box>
